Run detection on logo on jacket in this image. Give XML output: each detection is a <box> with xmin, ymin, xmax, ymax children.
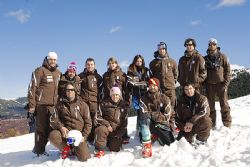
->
<box><xmin>46</xmin><ymin>75</ymin><xmax>54</xmax><ymax>82</ymax></box>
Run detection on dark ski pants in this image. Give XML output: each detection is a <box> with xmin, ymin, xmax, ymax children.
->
<box><xmin>33</xmin><ymin>105</ymin><xmax>53</xmax><ymax>154</ymax></box>
<box><xmin>49</xmin><ymin>130</ymin><xmax>91</xmax><ymax>161</ymax></box>
<box><xmin>207</xmin><ymin>83</ymin><xmax>232</xmax><ymax>127</ymax></box>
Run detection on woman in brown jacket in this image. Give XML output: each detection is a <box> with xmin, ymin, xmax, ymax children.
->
<box><xmin>94</xmin><ymin>86</ymin><xmax>128</xmax><ymax>158</ymax></box>
<box><xmin>49</xmin><ymin>83</ymin><xmax>92</xmax><ymax>162</ymax></box>
<box><xmin>102</xmin><ymin>57</ymin><xmax>130</xmax><ymax>143</ymax></box>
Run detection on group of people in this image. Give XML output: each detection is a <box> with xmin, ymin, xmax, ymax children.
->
<box><xmin>27</xmin><ymin>37</ymin><xmax>232</xmax><ymax>161</ymax></box>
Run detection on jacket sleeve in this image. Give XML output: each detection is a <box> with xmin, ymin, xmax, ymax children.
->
<box><xmin>173</xmin><ymin>60</ymin><xmax>178</xmax><ymax>83</ymax></box>
<box><xmin>175</xmin><ymin>101</ymin><xmax>185</xmax><ymax>131</ymax></box>
<box><xmin>95</xmin><ymin>103</ymin><xmax>111</xmax><ymax>128</ymax></box>
<box><xmin>198</xmin><ymin>56</ymin><xmax>207</xmax><ymax>83</ymax></box>
<box><xmin>114</xmin><ymin>107</ymin><xmax>128</xmax><ymax>138</ymax></box>
<box><xmin>81</xmin><ymin>103</ymin><xmax>92</xmax><ymax>139</ymax></box>
<box><xmin>50</xmin><ymin>104</ymin><xmax>64</xmax><ymax>130</ymax></box>
<box><xmin>190</xmin><ymin>97</ymin><xmax>210</xmax><ymax>124</ymax></box>
<box><xmin>27</xmin><ymin>68</ymin><xmax>41</xmax><ymax>109</ymax></box>
<box><xmin>223</xmin><ymin>55</ymin><xmax>231</xmax><ymax>87</ymax></box>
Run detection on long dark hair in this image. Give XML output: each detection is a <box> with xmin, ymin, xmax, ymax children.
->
<box><xmin>131</xmin><ymin>54</ymin><xmax>145</xmax><ymax>67</ymax></box>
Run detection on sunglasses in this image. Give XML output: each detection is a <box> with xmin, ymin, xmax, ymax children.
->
<box><xmin>209</xmin><ymin>43</ymin><xmax>217</xmax><ymax>46</ymax></box>
<box><xmin>185</xmin><ymin>43</ymin><xmax>193</xmax><ymax>46</ymax></box>
<box><xmin>66</xmin><ymin>88</ymin><xmax>75</xmax><ymax>92</ymax></box>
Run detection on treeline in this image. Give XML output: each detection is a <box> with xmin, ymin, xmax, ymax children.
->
<box><xmin>228</xmin><ymin>71</ymin><xmax>250</xmax><ymax>99</ymax></box>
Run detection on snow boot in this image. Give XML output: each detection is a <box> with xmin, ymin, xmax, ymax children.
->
<box><xmin>95</xmin><ymin>150</ymin><xmax>105</xmax><ymax>158</ymax></box>
<box><xmin>142</xmin><ymin>141</ymin><xmax>152</xmax><ymax>158</ymax></box>
<box><xmin>61</xmin><ymin>145</ymin><xmax>71</xmax><ymax>159</ymax></box>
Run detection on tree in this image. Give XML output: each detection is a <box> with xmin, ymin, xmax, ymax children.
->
<box><xmin>228</xmin><ymin>71</ymin><xmax>250</xmax><ymax>99</ymax></box>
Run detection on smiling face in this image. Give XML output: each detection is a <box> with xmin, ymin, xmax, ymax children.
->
<box><xmin>184</xmin><ymin>85</ymin><xmax>195</xmax><ymax>97</ymax></box>
<box><xmin>65</xmin><ymin>84</ymin><xmax>76</xmax><ymax>101</ymax></box>
<box><xmin>86</xmin><ymin>60</ymin><xmax>95</xmax><ymax>72</ymax></box>
<box><xmin>48</xmin><ymin>58</ymin><xmax>57</xmax><ymax>68</ymax></box>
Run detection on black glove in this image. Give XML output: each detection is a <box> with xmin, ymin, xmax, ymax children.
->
<box><xmin>27</xmin><ymin>112</ymin><xmax>35</xmax><ymax>126</ymax></box>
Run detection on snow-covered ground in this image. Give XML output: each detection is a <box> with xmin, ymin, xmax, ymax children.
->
<box><xmin>1</xmin><ymin>95</ymin><xmax>250</xmax><ymax>167</ymax></box>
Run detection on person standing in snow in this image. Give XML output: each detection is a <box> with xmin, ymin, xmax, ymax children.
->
<box><xmin>176</xmin><ymin>83</ymin><xmax>212</xmax><ymax>146</ymax></box>
<box><xmin>204</xmin><ymin>38</ymin><xmax>232</xmax><ymax>128</ymax></box>
<box><xmin>49</xmin><ymin>83</ymin><xmax>92</xmax><ymax>162</ymax></box>
<box><xmin>27</xmin><ymin>52</ymin><xmax>61</xmax><ymax>156</ymax></box>
<box><xmin>178</xmin><ymin>38</ymin><xmax>207</xmax><ymax>93</ymax></box>
<box><xmin>78</xmin><ymin>58</ymin><xmax>103</xmax><ymax>143</ymax></box>
<box><xmin>58</xmin><ymin>61</ymin><xmax>81</xmax><ymax>100</ymax></box>
<box><xmin>94</xmin><ymin>86</ymin><xmax>128</xmax><ymax>158</ymax></box>
<box><xmin>127</xmin><ymin>54</ymin><xmax>150</xmax><ymax>138</ymax></box>
<box><xmin>102</xmin><ymin>57</ymin><xmax>130</xmax><ymax>143</ymax></box>
<box><xmin>149</xmin><ymin>42</ymin><xmax>178</xmax><ymax>108</ymax></box>
<box><xmin>140</xmin><ymin>78</ymin><xmax>175</xmax><ymax>158</ymax></box>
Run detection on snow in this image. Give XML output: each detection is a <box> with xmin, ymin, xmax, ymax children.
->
<box><xmin>1</xmin><ymin>95</ymin><xmax>250</xmax><ymax>167</ymax></box>
<box><xmin>231</xmin><ymin>64</ymin><xmax>246</xmax><ymax>70</ymax></box>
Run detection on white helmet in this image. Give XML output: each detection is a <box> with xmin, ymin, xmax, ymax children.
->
<box><xmin>67</xmin><ymin>130</ymin><xmax>83</xmax><ymax>147</ymax></box>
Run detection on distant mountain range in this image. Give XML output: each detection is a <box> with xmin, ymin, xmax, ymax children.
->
<box><xmin>0</xmin><ymin>64</ymin><xmax>249</xmax><ymax>120</ymax></box>
<box><xmin>231</xmin><ymin>64</ymin><xmax>250</xmax><ymax>78</ymax></box>
<box><xmin>0</xmin><ymin>97</ymin><xmax>27</xmax><ymax>119</ymax></box>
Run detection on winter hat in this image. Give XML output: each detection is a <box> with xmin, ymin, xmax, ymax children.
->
<box><xmin>47</xmin><ymin>52</ymin><xmax>58</xmax><ymax>60</ymax></box>
<box><xmin>110</xmin><ymin>86</ymin><xmax>121</xmax><ymax>97</ymax></box>
<box><xmin>67</xmin><ymin>61</ymin><xmax>77</xmax><ymax>72</ymax></box>
<box><xmin>184</xmin><ymin>38</ymin><xmax>196</xmax><ymax>48</ymax></box>
<box><xmin>149</xmin><ymin>77</ymin><xmax>160</xmax><ymax>88</ymax></box>
<box><xmin>157</xmin><ymin>42</ymin><xmax>167</xmax><ymax>50</ymax></box>
<box><xmin>208</xmin><ymin>38</ymin><xmax>218</xmax><ymax>45</ymax></box>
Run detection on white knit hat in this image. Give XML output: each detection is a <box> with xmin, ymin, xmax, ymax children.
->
<box><xmin>208</xmin><ymin>38</ymin><xmax>218</xmax><ymax>45</ymax></box>
<box><xmin>110</xmin><ymin>86</ymin><xmax>121</xmax><ymax>97</ymax></box>
<box><xmin>47</xmin><ymin>52</ymin><xmax>58</xmax><ymax>60</ymax></box>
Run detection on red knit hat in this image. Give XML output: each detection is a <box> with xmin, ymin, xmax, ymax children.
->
<box><xmin>149</xmin><ymin>77</ymin><xmax>160</xmax><ymax>88</ymax></box>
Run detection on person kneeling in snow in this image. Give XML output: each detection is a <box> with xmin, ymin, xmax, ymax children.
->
<box><xmin>49</xmin><ymin>83</ymin><xmax>92</xmax><ymax>162</ymax></box>
<box><xmin>176</xmin><ymin>82</ymin><xmax>212</xmax><ymax>147</ymax></box>
<box><xmin>94</xmin><ymin>86</ymin><xmax>128</xmax><ymax>158</ymax></box>
<box><xmin>139</xmin><ymin>78</ymin><xmax>176</xmax><ymax>158</ymax></box>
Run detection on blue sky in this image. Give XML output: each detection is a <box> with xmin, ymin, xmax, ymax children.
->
<box><xmin>0</xmin><ymin>0</ymin><xmax>249</xmax><ymax>99</ymax></box>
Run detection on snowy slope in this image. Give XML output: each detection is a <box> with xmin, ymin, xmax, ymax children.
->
<box><xmin>1</xmin><ymin>95</ymin><xmax>250</xmax><ymax>167</ymax></box>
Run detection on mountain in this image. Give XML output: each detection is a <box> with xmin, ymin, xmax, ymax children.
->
<box><xmin>0</xmin><ymin>97</ymin><xmax>27</xmax><ymax>119</ymax></box>
<box><xmin>231</xmin><ymin>64</ymin><xmax>250</xmax><ymax>78</ymax></box>
<box><xmin>1</xmin><ymin>95</ymin><xmax>250</xmax><ymax>167</ymax></box>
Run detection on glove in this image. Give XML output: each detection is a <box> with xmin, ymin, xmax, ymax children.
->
<box><xmin>27</xmin><ymin>112</ymin><xmax>35</xmax><ymax>125</ymax></box>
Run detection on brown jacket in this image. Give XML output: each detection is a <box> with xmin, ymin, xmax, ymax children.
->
<box><xmin>150</xmin><ymin>52</ymin><xmax>178</xmax><ymax>90</ymax></box>
<box><xmin>58</xmin><ymin>73</ymin><xmax>81</xmax><ymax>99</ymax></box>
<box><xmin>176</xmin><ymin>92</ymin><xmax>210</xmax><ymax>131</ymax></box>
<box><xmin>28</xmin><ymin>57</ymin><xmax>61</xmax><ymax>109</ymax></box>
<box><xmin>50</xmin><ymin>97</ymin><xmax>92</xmax><ymax>139</ymax></box>
<box><xmin>102</xmin><ymin>67</ymin><xmax>128</xmax><ymax>101</ymax></box>
<box><xmin>178</xmin><ymin>50</ymin><xmax>207</xmax><ymax>87</ymax></box>
<box><xmin>204</xmin><ymin>49</ymin><xmax>231</xmax><ymax>87</ymax></box>
<box><xmin>141</xmin><ymin>91</ymin><xmax>174</xmax><ymax>127</ymax></box>
<box><xmin>96</xmin><ymin>98</ymin><xmax>128</xmax><ymax>138</ymax></box>
<box><xmin>78</xmin><ymin>69</ymin><xmax>103</xmax><ymax>103</ymax></box>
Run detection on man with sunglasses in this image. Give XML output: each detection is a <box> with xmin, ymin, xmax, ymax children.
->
<box><xmin>49</xmin><ymin>83</ymin><xmax>92</xmax><ymax>161</ymax></box>
<box><xmin>204</xmin><ymin>38</ymin><xmax>232</xmax><ymax>129</ymax></box>
<box><xmin>178</xmin><ymin>38</ymin><xmax>207</xmax><ymax>93</ymax></box>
